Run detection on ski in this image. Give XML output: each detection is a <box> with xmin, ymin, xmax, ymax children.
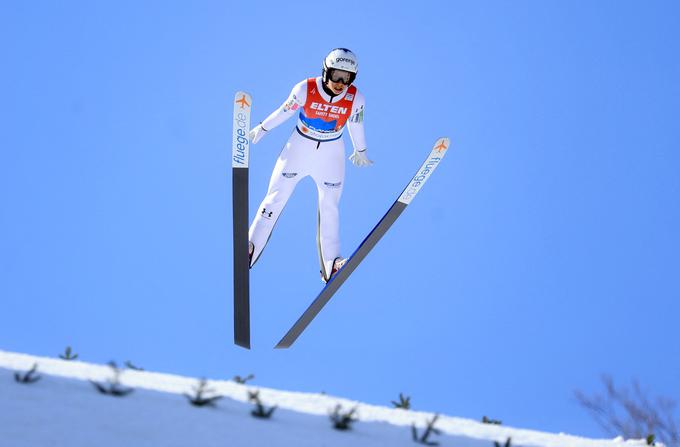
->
<box><xmin>275</xmin><ymin>137</ymin><xmax>451</xmax><ymax>348</ymax></box>
<box><xmin>232</xmin><ymin>91</ymin><xmax>252</xmax><ymax>349</ymax></box>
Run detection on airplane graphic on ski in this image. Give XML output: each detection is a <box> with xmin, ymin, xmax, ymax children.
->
<box><xmin>235</xmin><ymin>94</ymin><xmax>250</xmax><ymax>109</ymax></box>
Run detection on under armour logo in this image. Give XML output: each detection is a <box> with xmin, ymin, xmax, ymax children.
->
<box><xmin>261</xmin><ymin>208</ymin><xmax>274</xmax><ymax>219</ymax></box>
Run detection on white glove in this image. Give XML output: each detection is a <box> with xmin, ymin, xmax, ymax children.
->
<box><xmin>349</xmin><ymin>149</ymin><xmax>373</xmax><ymax>167</ymax></box>
<box><xmin>249</xmin><ymin>123</ymin><xmax>268</xmax><ymax>144</ymax></box>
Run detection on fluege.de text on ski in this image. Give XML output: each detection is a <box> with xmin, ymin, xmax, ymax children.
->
<box><xmin>233</xmin><ymin>112</ymin><xmax>249</xmax><ymax>166</ymax></box>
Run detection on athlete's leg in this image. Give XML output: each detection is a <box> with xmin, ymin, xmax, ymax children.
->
<box><xmin>249</xmin><ymin>135</ymin><xmax>308</xmax><ymax>265</ymax></box>
<box><xmin>311</xmin><ymin>140</ymin><xmax>346</xmax><ymax>280</ymax></box>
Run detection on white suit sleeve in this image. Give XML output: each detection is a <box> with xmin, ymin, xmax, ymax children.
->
<box><xmin>347</xmin><ymin>92</ymin><xmax>367</xmax><ymax>152</ymax></box>
<box><xmin>260</xmin><ymin>80</ymin><xmax>307</xmax><ymax>131</ymax></box>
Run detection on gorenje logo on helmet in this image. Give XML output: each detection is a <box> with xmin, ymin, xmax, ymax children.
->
<box><xmin>335</xmin><ymin>57</ymin><xmax>355</xmax><ymax>65</ymax></box>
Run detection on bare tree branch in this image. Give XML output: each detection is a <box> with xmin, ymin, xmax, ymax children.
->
<box><xmin>576</xmin><ymin>375</ymin><xmax>679</xmax><ymax>446</ymax></box>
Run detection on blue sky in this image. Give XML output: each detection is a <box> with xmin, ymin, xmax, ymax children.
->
<box><xmin>2</xmin><ymin>0</ymin><xmax>679</xmax><ymax>439</ymax></box>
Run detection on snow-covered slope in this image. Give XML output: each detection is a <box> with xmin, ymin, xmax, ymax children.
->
<box><xmin>0</xmin><ymin>350</ymin><xmax>652</xmax><ymax>447</ymax></box>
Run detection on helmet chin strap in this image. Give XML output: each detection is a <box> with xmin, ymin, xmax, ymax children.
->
<box><xmin>321</xmin><ymin>80</ymin><xmax>340</xmax><ymax>99</ymax></box>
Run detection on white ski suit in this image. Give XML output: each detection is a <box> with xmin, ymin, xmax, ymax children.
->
<box><xmin>249</xmin><ymin>77</ymin><xmax>367</xmax><ymax>279</ymax></box>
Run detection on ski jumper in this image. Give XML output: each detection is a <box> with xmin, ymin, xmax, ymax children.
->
<box><xmin>249</xmin><ymin>77</ymin><xmax>367</xmax><ymax>279</ymax></box>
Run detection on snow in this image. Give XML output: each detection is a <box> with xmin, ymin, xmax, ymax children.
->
<box><xmin>0</xmin><ymin>350</ymin><xmax>656</xmax><ymax>447</ymax></box>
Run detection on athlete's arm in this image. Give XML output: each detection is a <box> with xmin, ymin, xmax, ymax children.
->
<box><xmin>261</xmin><ymin>80</ymin><xmax>307</xmax><ymax>131</ymax></box>
<box><xmin>347</xmin><ymin>92</ymin><xmax>373</xmax><ymax>167</ymax></box>
<box><xmin>249</xmin><ymin>80</ymin><xmax>307</xmax><ymax>144</ymax></box>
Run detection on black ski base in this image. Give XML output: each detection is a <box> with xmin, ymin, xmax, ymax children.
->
<box><xmin>233</xmin><ymin>167</ymin><xmax>250</xmax><ymax>349</ymax></box>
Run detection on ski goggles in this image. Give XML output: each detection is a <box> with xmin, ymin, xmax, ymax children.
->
<box><xmin>328</xmin><ymin>69</ymin><xmax>353</xmax><ymax>85</ymax></box>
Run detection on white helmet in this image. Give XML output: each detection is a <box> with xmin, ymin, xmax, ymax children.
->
<box><xmin>323</xmin><ymin>48</ymin><xmax>358</xmax><ymax>85</ymax></box>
